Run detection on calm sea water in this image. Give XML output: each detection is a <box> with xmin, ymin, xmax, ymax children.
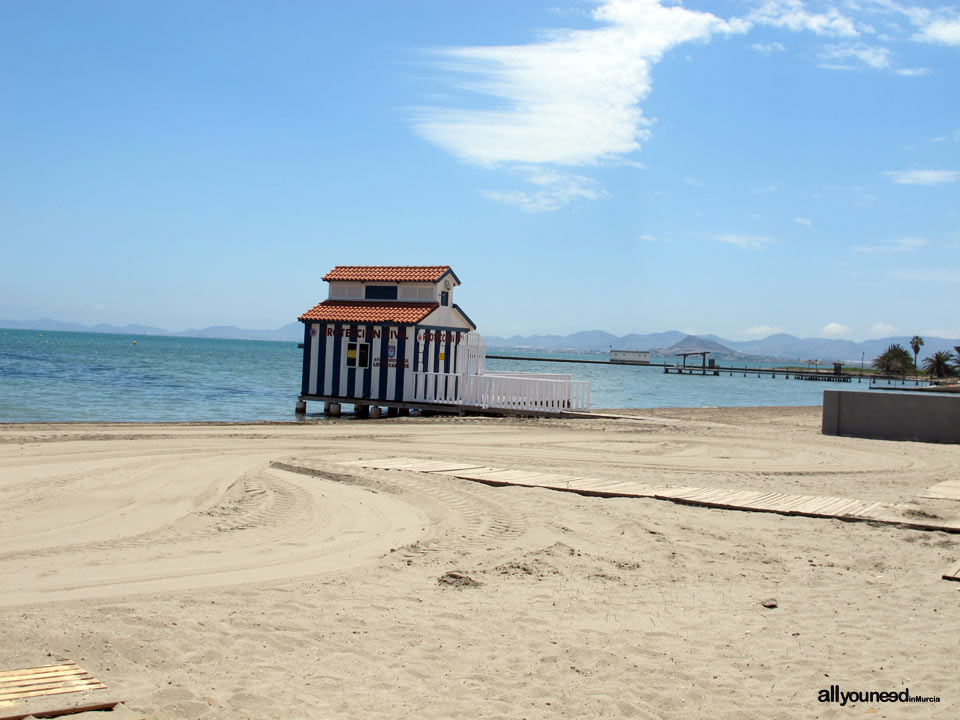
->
<box><xmin>0</xmin><ymin>329</ymin><xmax>915</xmax><ymax>422</ymax></box>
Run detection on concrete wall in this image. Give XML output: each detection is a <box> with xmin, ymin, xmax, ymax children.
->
<box><xmin>822</xmin><ymin>390</ymin><xmax>960</xmax><ymax>443</ymax></box>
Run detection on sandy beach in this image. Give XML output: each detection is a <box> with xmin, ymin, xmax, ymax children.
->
<box><xmin>1</xmin><ymin>407</ymin><xmax>958</xmax><ymax>719</ymax></box>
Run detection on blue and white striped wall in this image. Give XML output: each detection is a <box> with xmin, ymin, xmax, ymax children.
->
<box><xmin>300</xmin><ymin>322</ymin><xmax>468</xmax><ymax>403</ymax></box>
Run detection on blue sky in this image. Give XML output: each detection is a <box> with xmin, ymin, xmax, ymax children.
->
<box><xmin>1</xmin><ymin>0</ymin><xmax>958</xmax><ymax>340</ymax></box>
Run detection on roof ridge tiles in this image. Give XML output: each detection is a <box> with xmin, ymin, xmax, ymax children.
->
<box><xmin>322</xmin><ymin>266</ymin><xmax>455</xmax><ymax>283</ymax></box>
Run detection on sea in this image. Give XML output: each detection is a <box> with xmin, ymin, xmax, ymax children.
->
<box><xmin>0</xmin><ymin>328</ymin><xmax>918</xmax><ymax>423</ymax></box>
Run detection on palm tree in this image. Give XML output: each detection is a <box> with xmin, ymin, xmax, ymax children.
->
<box><xmin>910</xmin><ymin>336</ymin><xmax>924</xmax><ymax>376</ymax></box>
<box><xmin>922</xmin><ymin>351</ymin><xmax>956</xmax><ymax>379</ymax></box>
<box><xmin>873</xmin><ymin>344</ymin><xmax>913</xmax><ymax>376</ymax></box>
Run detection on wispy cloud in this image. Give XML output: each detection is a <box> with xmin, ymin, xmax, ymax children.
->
<box><xmin>884</xmin><ymin>169</ymin><xmax>958</xmax><ymax>185</ymax></box>
<box><xmin>751</xmin><ymin>41</ymin><xmax>786</xmax><ymax>54</ymax></box>
<box><xmin>913</xmin><ymin>17</ymin><xmax>960</xmax><ymax>46</ymax></box>
<box><xmin>818</xmin><ymin>43</ymin><xmax>891</xmax><ymax>69</ymax></box>
<box><xmin>794</xmin><ymin>216</ymin><xmax>812</xmax><ymax>226</ymax></box>
<box><xmin>895</xmin><ymin>67</ymin><xmax>930</xmax><ymax>76</ymax></box>
<box><xmin>822</xmin><ymin>322</ymin><xmax>850</xmax><ymax>337</ymax></box>
<box><xmin>412</xmin><ymin>0</ymin><xmax>960</xmax><ymax>211</ymax></box>
<box><xmin>716</xmin><ymin>233</ymin><xmax>774</xmax><ymax>251</ymax></box>
<box><xmin>851</xmin><ymin>237</ymin><xmax>927</xmax><ymax>254</ymax></box>
<box><xmin>480</xmin><ymin>167</ymin><xmax>606</xmax><ymax>212</ymax></box>
<box><xmin>748</xmin><ymin>0</ymin><xmax>859</xmax><ymax>37</ymax></box>
<box><xmin>871</xmin><ymin>322</ymin><xmax>895</xmax><ymax>336</ymax></box>
<box><xmin>888</xmin><ymin>267</ymin><xmax>960</xmax><ymax>284</ymax></box>
<box><xmin>414</xmin><ymin>1</ymin><xmax>747</xmax><ymax>169</ymax></box>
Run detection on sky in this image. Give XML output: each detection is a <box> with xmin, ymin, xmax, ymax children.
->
<box><xmin>1</xmin><ymin>0</ymin><xmax>958</xmax><ymax>341</ymax></box>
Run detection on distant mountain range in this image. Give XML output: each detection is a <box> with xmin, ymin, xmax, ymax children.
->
<box><xmin>0</xmin><ymin>318</ymin><xmax>303</xmax><ymax>342</ymax></box>
<box><xmin>485</xmin><ymin>329</ymin><xmax>960</xmax><ymax>364</ymax></box>
<box><xmin>3</xmin><ymin>318</ymin><xmax>957</xmax><ymax>363</ymax></box>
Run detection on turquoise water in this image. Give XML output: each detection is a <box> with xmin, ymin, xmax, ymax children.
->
<box><xmin>0</xmin><ymin>329</ymin><xmax>913</xmax><ymax>422</ymax></box>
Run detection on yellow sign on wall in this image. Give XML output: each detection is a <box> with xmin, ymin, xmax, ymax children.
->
<box><xmin>439</xmin><ymin>352</ymin><xmax>446</xmax><ymax>361</ymax></box>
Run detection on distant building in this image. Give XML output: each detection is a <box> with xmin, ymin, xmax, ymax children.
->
<box><xmin>610</xmin><ymin>349</ymin><xmax>651</xmax><ymax>365</ymax></box>
<box><xmin>297</xmin><ymin>266</ymin><xmax>589</xmax><ymax>415</ymax></box>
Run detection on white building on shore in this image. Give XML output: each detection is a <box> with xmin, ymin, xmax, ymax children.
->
<box><xmin>297</xmin><ymin>266</ymin><xmax>590</xmax><ymax>415</ymax></box>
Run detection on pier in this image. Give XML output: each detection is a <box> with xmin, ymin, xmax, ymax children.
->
<box><xmin>486</xmin><ymin>354</ymin><xmax>939</xmax><ymax>386</ymax></box>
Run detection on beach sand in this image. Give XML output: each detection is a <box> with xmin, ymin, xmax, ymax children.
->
<box><xmin>1</xmin><ymin>407</ymin><xmax>958</xmax><ymax>718</ymax></box>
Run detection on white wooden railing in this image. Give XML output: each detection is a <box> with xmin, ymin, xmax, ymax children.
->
<box><xmin>463</xmin><ymin>375</ymin><xmax>590</xmax><ymax>413</ymax></box>
<box><xmin>411</xmin><ymin>371</ymin><xmax>461</xmax><ymax>405</ymax></box>
<box><xmin>484</xmin><ymin>372</ymin><xmax>572</xmax><ymax>381</ymax></box>
<box><xmin>409</xmin><ymin>333</ymin><xmax>590</xmax><ymax>413</ymax></box>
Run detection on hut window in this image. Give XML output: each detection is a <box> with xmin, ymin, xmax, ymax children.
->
<box><xmin>440</xmin><ymin>290</ymin><xmax>449</xmax><ymax>306</ymax></box>
<box><xmin>365</xmin><ymin>285</ymin><xmax>398</xmax><ymax>300</ymax></box>
<box><xmin>346</xmin><ymin>342</ymin><xmax>369</xmax><ymax>368</ymax></box>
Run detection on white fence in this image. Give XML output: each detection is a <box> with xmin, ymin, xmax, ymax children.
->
<box><xmin>412</xmin><ymin>370</ymin><xmax>590</xmax><ymax>413</ymax></box>
<box><xmin>463</xmin><ymin>374</ymin><xmax>590</xmax><ymax>412</ymax></box>
<box><xmin>409</xmin><ymin>333</ymin><xmax>590</xmax><ymax>413</ymax></box>
<box><xmin>411</xmin><ymin>371</ymin><xmax>461</xmax><ymax>405</ymax></box>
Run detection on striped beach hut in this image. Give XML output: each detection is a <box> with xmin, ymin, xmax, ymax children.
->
<box><xmin>297</xmin><ymin>265</ymin><xmax>476</xmax><ymax>414</ymax></box>
<box><xmin>296</xmin><ymin>265</ymin><xmax>590</xmax><ymax>416</ymax></box>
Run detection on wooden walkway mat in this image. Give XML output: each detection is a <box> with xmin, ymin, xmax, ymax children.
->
<box><xmin>0</xmin><ymin>661</ymin><xmax>118</xmax><ymax>720</ymax></box>
<box><xmin>942</xmin><ymin>563</ymin><xmax>960</xmax><ymax>582</ymax></box>
<box><xmin>920</xmin><ymin>479</ymin><xmax>960</xmax><ymax>501</ymax></box>
<box><xmin>342</xmin><ymin>457</ymin><xmax>960</xmax><ymax>533</ymax></box>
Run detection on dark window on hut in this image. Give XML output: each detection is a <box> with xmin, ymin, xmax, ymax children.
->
<box><xmin>440</xmin><ymin>290</ymin><xmax>449</xmax><ymax>306</ymax></box>
<box><xmin>346</xmin><ymin>342</ymin><xmax>370</xmax><ymax>368</ymax></box>
<box><xmin>365</xmin><ymin>285</ymin><xmax>398</xmax><ymax>300</ymax></box>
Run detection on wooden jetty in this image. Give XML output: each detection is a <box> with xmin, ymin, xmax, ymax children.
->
<box><xmin>663</xmin><ymin>350</ymin><xmax>719</xmax><ymax>376</ymax></box>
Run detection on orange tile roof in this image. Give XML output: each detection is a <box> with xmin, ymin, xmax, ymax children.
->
<box><xmin>322</xmin><ymin>266</ymin><xmax>454</xmax><ymax>283</ymax></box>
<box><xmin>298</xmin><ymin>300</ymin><xmax>439</xmax><ymax>324</ymax></box>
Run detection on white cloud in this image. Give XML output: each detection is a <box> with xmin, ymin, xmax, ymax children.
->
<box><xmin>884</xmin><ymin>169</ymin><xmax>958</xmax><ymax>185</ymax></box>
<box><xmin>851</xmin><ymin>237</ymin><xmax>927</xmax><ymax>254</ymax></box>
<box><xmin>751</xmin><ymin>184</ymin><xmax>779</xmax><ymax>194</ymax></box>
<box><xmin>889</xmin><ymin>267</ymin><xmax>960</xmax><ymax>284</ymax></box>
<box><xmin>751</xmin><ymin>41</ymin><xmax>786</xmax><ymax>54</ymax></box>
<box><xmin>818</xmin><ymin>43</ymin><xmax>891</xmax><ymax>69</ymax></box>
<box><xmin>414</xmin><ymin>1</ymin><xmax>747</xmax><ymax>168</ymax></box>
<box><xmin>822</xmin><ymin>322</ymin><xmax>850</xmax><ymax>336</ymax></box>
<box><xmin>871</xmin><ymin>322</ymin><xmax>895</xmax><ymax>336</ymax></box>
<box><xmin>480</xmin><ymin>167</ymin><xmax>606</xmax><ymax>212</ymax></box>
<box><xmin>895</xmin><ymin>67</ymin><xmax>930</xmax><ymax>76</ymax></box>
<box><xmin>748</xmin><ymin>0</ymin><xmax>859</xmax><ymax>37</ymax></box>
<box><xmin>913</xmin><ymin>18</ymin><xmax>960</xmax><ymax>46</ymax></box>
<box><xmin>716</xmin><ymin>233</ymin><xmax>773</xmax><ymax>251</ymax></box>
<box><xmin>746</xmin><ymin>325</ymin><xmax>782</xmax><ymax>336</ymax></box>
<box><xmin>794</xmin><ymin>216</ymin><xmax>812</xmax><ymax>225</ymax></box>
<box><xmin>93</xmin><ymin>304</ymin><xmax>105</xmax><ymax>311</ymax></box>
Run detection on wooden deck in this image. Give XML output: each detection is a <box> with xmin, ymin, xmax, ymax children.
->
<box><xmin>340</xmin><ymin>457</ymin><xmax>960</xmax><ymax>533</ymax></box>
<box><xmin>0</xmin><ymin>661</ymin><xmax>118</xmax><ymax>720</ymax></box>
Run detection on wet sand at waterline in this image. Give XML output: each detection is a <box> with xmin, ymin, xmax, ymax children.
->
<box><xmin>1</xmin><ymin>408</ymin><xmax>958</xmax><ymax>718</ymax></box>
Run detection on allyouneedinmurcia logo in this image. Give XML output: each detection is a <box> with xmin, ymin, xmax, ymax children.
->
<box><xmin>818</xmin><ymin>685</ymin><xmax>940</xmax><ymax>706</ymax></box>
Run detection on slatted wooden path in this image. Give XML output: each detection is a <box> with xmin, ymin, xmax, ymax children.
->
<box><xmin>919</xmin><ymin>478</ymin><xmax>960</xmax><ymax>501</ymax></box>
<box><xmin>0</xmin><ymin>661</ymin><xmax>118</xmax><ymax>720</ymax></box>
<box><xmin>943</xmin><ymin>563</ymin><xmax>960</xmax><ymax>582</ymax></box>
<box><xmin>340</xmin><ymin>457</ymin><xmax>960</xmax><ymax>533</ymax></box>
